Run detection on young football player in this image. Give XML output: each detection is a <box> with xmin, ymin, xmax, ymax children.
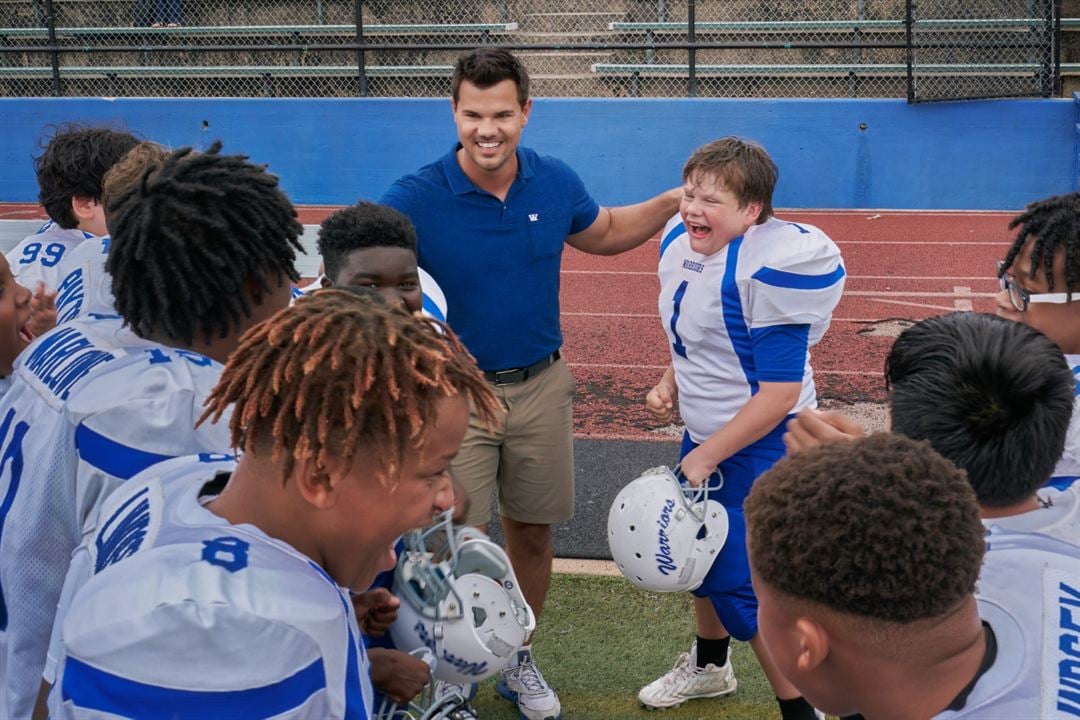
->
<box><xmin>995</xmin><ymin>192</ymin><xmax>1080</xmax><ymax>486</ymax></box>
<box><xmin>783</xmin><ymin>313</ymin><xmax>1079</xmax><ymax>718</ymax></box>
<box><xmin>0</xmin><ymin>142</ymin><xmax>302</xmax><ymax>719</ymax></box>
<box><xmin>53</xmin><ymin>141</ymin><xmax>171</xmax><ymax>325</ymax></box>
<box><xmin>638</xmin><ymin>137</ymin><xmax>844</xmax><ymax>718</ymax></box>
<box><xmin>7</xmin><ymin>127</ymin><xmax>138</xmax><ymax>332</ymax></box>
<box><xmin>747</xmin><ymin>433</ymin><xmax>1079</xmax><ymax>719</ymax></box>
<box><xmin>48</xmin><ymin>289</ymin><xmax>500</xmax><ymax>719</ymax></box>
<box><xmin>314</xmin><ymin>201</ymin><xmax>447</xmax><ymax>322</ymax></box>
<box><xmin>784</xmin><ymin>311</ymin><xmax>1078</xmax><ymax>546</ymax></box>
<box><xmin>315</xmin><ymin>204</ymin><xmax>471</xmax><ymax>713</ymax></box>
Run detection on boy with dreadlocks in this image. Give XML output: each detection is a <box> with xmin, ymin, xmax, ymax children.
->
<box><xmin>47</xmin><ymin>289</ymin><xmax>500</xmax><ymax>719</ymax></box>
<box><xmin>7</xmin><ymin>127</ymin><xmax>139</xmax><ymax>336</ymax></box>
<box><xmin>0</xmin><ymin>142</ymin><xmax>301</xmax><ymax>719</ymax></box>
<box><xmin>996</xmin><ymin>191</ymin><xmax>1080</xmax><ymax>487</ymax></box>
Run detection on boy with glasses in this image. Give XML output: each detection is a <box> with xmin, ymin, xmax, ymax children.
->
<box><xmin>996</xmin><ymin>192</ymin><xmax>1080</xmax><ymax>486</ymax></box>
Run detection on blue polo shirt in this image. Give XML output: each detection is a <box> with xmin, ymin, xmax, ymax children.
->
<box><xmin>380</xmin><ymin>144</ymin><xmax>600</xmax><ymax>371</ymax></box>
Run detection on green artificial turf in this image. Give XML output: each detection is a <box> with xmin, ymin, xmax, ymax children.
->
<box><xmin>469</xmin><ymin>573</ymin><xmax>786</xmax><ymax>720</ymax></box>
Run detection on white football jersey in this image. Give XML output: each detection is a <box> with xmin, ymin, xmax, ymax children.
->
<box><xmin>50</xmin><ymin>455</ymin><xmax>373</xmax><ymax>720</ymax></box>
<box><xmin>294</xmin><ymin>267</ymin><xmax>449</xmax><ymax>323</ymax></box>
<box><xmin>0</xmin><ymin>319</ymin><xmax>230</xmax><ymax>719</ymax></box>
<box><xmin>52</xmin><ymin>236</ymin><xmax>117</xmax><ymax>324</ymax></box>
<box><xmin>658</xmin><ymin>215</ymin><xmax>845</xmax><ymax>442</ymax></box>
<box><xmin>1054</xmin><ymin>354</ymin><xmax>1080</xmax><ymax>481</ymax></box>
<box><xmin>981</xmin><ymin>486</ymin><xmax>1080</xmax><ymax>548</ymax></box>
<box><xmin>935</xmin><ymin>530</ymin><xmax>1080</xmax><ymax>719</ymax></box>
<box><xmin>6</xmin><ymin>220</ymin><xmax>97</xmax><ymax>294</ymax></box>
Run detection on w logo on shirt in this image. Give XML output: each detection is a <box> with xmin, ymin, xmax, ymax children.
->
<box><xmin>529</xmin><ymin>214</ymin><xmax>539</xmax><ymax>222</ymax></box>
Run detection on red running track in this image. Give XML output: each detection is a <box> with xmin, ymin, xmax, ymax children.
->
<box><xmin>563</xmin><ymin>210</ymin><xmax>1012</xmax><ymax>440</ymax></box>
<box><xmin>0</xmin><ymin>203</ymin><xmax>1015</xmax><ymax>442</ymax></box>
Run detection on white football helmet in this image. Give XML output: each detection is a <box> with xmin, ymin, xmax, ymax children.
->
<box><xmin>607</xmin><ymin>466</ymin><xmax>729</xmax><ymax>592</ymax></box>
<box><xmin>390</xmin><ymin>513</ymin><xmax>536</xmax><ymax>685</ymax></box>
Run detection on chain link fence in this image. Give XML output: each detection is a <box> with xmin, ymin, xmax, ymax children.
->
<box><xmin>908</xmin><ymin>0</ymin><xmax>1058</xmax><ymax>101</ymax></box>
<box><xmin>0</xmin><ymin>0</ymin><xmax>1061</xmax><ymax>99</ymax></box>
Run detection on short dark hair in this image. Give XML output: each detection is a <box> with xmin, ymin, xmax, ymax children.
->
<box><xmin>682</xmin><ymin>137</ymin><xmax>778</xmax><ymax>224</ymax></box>
<box><xmin>885</xmin><ymin>312</ymin><xmax>1073</xmax><ymax>507</ymax></box>
<box><xmin>999</xmin><ymin>191</ymin><xmax>1080</xmax><ymax>296</ymax></box>
<box><xmin>316</xmin><ymin>202</ymin><xmax>417</xmax><ymax>283</ymax></box>
<box><xmin>106</xmin><ymin>142</ymin><xmax>303</xmax><ymax>345</ymax></box>
<box><xmin>745</xmin><ymin>433</ymin><xmax>985</xmax><ymax>624</ymax></box>
<box><xmin>452</xmin><ymin>47</ymin><xmax>530</xmax><ymax>105</ymax></box>
<box><xmin>35</xmin><ymin>126</ymin><xmax>139</xmax><ymax>229</ymax></box>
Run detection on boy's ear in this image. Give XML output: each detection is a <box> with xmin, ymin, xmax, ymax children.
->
<box><xmin>71</xmin><ymin>195</ymin><xmax>99</xmax><ymax>225</ymax></box>
<box><xmin>293</xmin><ymin>454</ymin><xmax>347</xmax><ymax>510</ymax></box>
<box><xmin>794</xmin><ymin>617</ymin><xmax>829</xmax><ymax>673</ymax></box>
<box><xmin>744</xmin><ymin>200</ymin><xmax>764</xmax><ymax>223</ymax></box>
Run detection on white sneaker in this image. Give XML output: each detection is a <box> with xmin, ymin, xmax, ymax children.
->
<box><xmin>497</xmin><ymin>647</ymin><xmax>562</xmax><ymax>720</ymax></box>
<box><xmin>428</xmin><ymin>680</ymin><xmax>479</xmax><ymax>720</ymax></box>
<box><xmin>638</xmin><ymin>641</ymin><xmax>738</xmax><ymax>710</ymax></box>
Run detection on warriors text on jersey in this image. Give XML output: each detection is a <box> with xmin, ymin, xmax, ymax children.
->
<box><xmin>0</xmin><ymin>317</ymin><xmax>230</xmax><ymax>718</ymax></box>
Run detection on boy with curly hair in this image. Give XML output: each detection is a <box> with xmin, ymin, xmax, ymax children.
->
<box><xmin>747</xmin><ymin>433</ymin><xmax>1079</xmax><ymax>719</ymax></box>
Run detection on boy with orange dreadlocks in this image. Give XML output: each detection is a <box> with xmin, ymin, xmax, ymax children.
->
<box><xmin>46</xmin><ymin>289</ymin><xmax>500</xmax><ymax>719</ymax></box>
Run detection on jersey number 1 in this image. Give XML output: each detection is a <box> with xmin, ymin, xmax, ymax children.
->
<box><xmin>670</xmin><ymin>280</ymin><xmax>689</xmax><ymax>359</ymax></box>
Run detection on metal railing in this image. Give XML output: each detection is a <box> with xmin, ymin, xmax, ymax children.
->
<box><xmin>0</xmin><ymin>0</ymin><xmax>1062</xmax><ymax>100</ymax></box>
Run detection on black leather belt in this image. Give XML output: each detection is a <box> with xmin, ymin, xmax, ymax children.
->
<box><xmin>483</xmin><ymin>350</ymin><xmax>560</xmax><ymax>386</ymax></box>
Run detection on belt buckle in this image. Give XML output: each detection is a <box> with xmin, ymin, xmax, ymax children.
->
<box><xmin>493</xmin><ymin>368</ymin><xmax>526</xmax><ymax>386</ymax></box>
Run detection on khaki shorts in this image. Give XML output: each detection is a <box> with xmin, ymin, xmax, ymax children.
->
<box><xmin>453</xmin><ymin>357</ymin><xmax>576</xmax><ymax>527</ymax></box>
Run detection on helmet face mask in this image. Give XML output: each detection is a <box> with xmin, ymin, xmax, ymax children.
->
<box><xmin>607</xmin><ymin>466</ymin><xmax>729</xmax><ymax>593</ymax></box>
<box><xmin>391</xmin><ymin>512</ymin><xmax>536</xmax><ymax>684</ymax></box>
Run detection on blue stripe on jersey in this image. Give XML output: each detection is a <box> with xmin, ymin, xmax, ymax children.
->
<box><xmin>751</xmin><ymin>264</ymin><xmax>846</xmax><ymax>290</ymax></box>
<box><xmin>1047</xmin><ymin>476</ymin><xmax>1078</xmax><ymax>491</ymax></box>
<box><xmin>659</xmin><ymin>222</ymin><xmax>685</xmax><ymax>259</ymax></box>
<box><xmin>310</xmin><ymin>560</ymin><xmax>371</xmax><ymax>720</ymax></box>
<box><xmin>422</xmin><ymin>293</ymin><xmax>446</xmax><ymax>323</ymax></box>
<box><xmin>721</xmin><ymin>236</ymin><xmax>758</xmax><ymax>395</ymax></box>
<box><xmin>344</xmin><ymin>625</ymin><xmax>368</xmax><ymax>719</ymax></box>
<box><xmin>291</xmin><ymin>287</ymin><xmax>305</xmax><ymax>299</ymax></box>
<box><xmin>62</xmin><ymin>655</ymin><xmax>326</xmax><ymax>718</ymax></box>
<box><xmin>75</xmin><ymin>425</ymin><xmax>176</xmax><ymax>480</ymax></box>
<box><xmin>749</xmin><ymin>324</ymin><xmax>810</xmax><ymax>382</ymax></box>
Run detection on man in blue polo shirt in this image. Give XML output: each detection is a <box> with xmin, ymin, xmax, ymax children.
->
<box><xmin>381</xmin><ymin>47</ymin><xmax>679</xmax><ymax>720</ymax></box>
